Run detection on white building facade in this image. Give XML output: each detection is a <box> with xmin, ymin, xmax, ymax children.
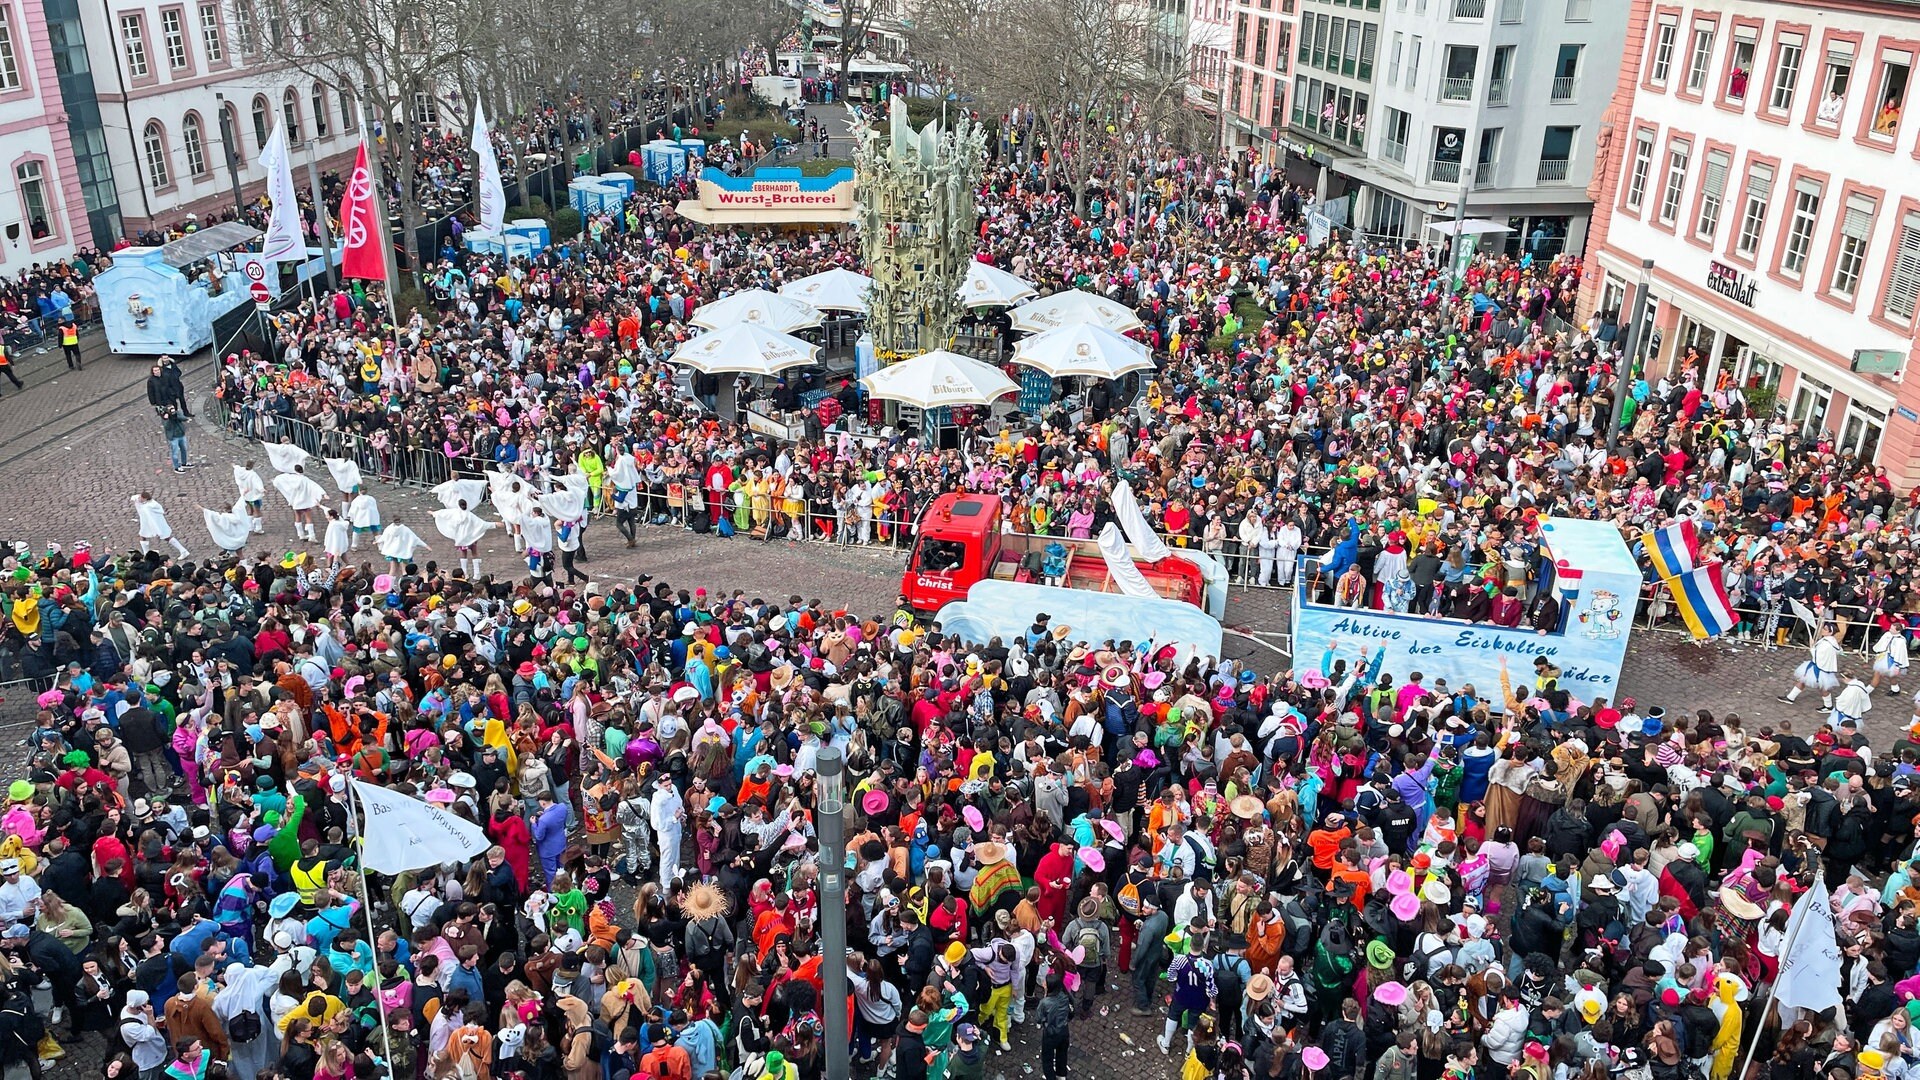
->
<box><xmin>0</xmin><ymin>0</ymin><xmax>89</xmax><ymax>268</ymax></box>
<box><xmin>1292</xmin><ymin>0</ymin><xmax>1625</xmax><ymax>254</ymax></box>
<box><xmin>1584</xmin><ymin>0</ymin><xmax>1920</xmax><ymax>486</ymax></box>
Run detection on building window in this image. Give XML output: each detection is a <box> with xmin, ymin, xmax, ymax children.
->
<box><xmin>311</xmin><ymin>82</ymin><xmax>328</xmax><ymax>137</ymax></box>
<box><xmin>1442</xmin><ymin>44</ymin><xmax>1477</xmax><ymax>100</ymax></box>
<box><xmin>142</xmin><ymin>121</ymin><xmax>169</xmax><ymax>187</ymax></box>
<box><xmin>231</xmin><ymin>0</ymin><xmax>252</xmax><ymax>50</ymax></box>
<box><xmin>1870</xmin><ymin>56</ymin><xmax>1909</xmax><ymax>138</ymax></box>
<box><xmin>16</xmin><ymin>161</ymin><xmax>48</xmax><ymax>238</ymax></box>
<box><xmin>1380</xmin><ymin>106</ymin><xmax>1410</xmax><ymax>164</ymax></box>
<box><xmin>1781</xmin><ymin>176</ymin><xmax>1823</xmax><ymax>277</ymax></box>
<box><xmin>1552</xmin><ymin>43</ymin><xmax>1581</xmax><ymax>101</ymax></box>
<box><xmin>1770</xmin><ymin>32</ymin><xmax>1803</xmax><ymax>113</ymax></box>
<box><xmin>1657</xmin><ymin>142</ymin><xmax>1689</xmax><ymax>224</ymax></box>
<box><xmin>282</xmin><ymin>87</ymin><xmax>300</xmax><ymax>143</ymax></box>
<box><xmin>1234</xmin><ymin>12</ymin><xmax>1248</xmax><ymax>59</ymax></box>
<box><xmin>1696</xmin><ymin>148</ymin><xmax>1730</xmax><ymax>240</ymax></box>
<box><xmin>182</xmin><ymin>112</ymin><xmax>206</xmax><ymax>176</ymax></box>
<box><xmin>1830</xmin><ymin>193</ymin><xmax>1876</xmax><ymax>299</ymax></box>
<box><xmin>1882</xmin><ymin>209</ymin><xmax>1920</xmax><ymax>322</ymax></box>
<box><xmin>121</xmin><ymin>15</ymin><xmax>149</xmax><ymax>78</ymax></box>
<box><xmin>1816</xmin><ymin>43</ymin><xmax>1853</xmax><ymax>127</ymax></box>
<box><xmin>1565</xmin><ymin>0</ymin><xmax>1590</xmax><ymax>20</ymax></box>
<box><xmin>1685</xmin><ymin>24</ymin><xmax>1715</xmax><ymax>94</ymax></box>
<box><xmin>161</xmin><ymin>9</ymin><xmax>186</xmax><ymax>69</ymax></box>
<box><xmin>1649</xmin><ymin>18</ymin><xmax>1677</xmax><ymax>86</ymax></box>
<box><xmin>1726</xmin><ymin>28</ymin><xmax>1755</xmax><ymax>102</ymax></box>
<box><xmin>1625</xmin><ymin>129</ymin><xmax>1654</xmax><ymax>211</ymax></box>
<box><xmin>0</xmin><ymin>8</ymin><xmax>20</xmax><ymax>90</ymax></box>
<box><xmin>251</xmin><ymin>93</ymin><xmax>271</xmax><ymax>149</ymax></box>
<box><xmin>1736</xmin><ymin>163</ymin><xmax>1773</xmax><ymax>258</ymax></box>
<box><xmin>198</xmin><ymin>5</ymin><xmax>221</xmax><ymax>63</ymax></box>
<box><xmin>1538</xmin><ymin>125</ymin><xmax>1575</xmax><ymax>182</ymax></box>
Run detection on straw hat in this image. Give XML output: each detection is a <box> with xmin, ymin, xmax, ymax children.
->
<box><xmin>1246</xmin><ymin>973</ymin><xmax>1275</xmax><ymax>1002</ymax></box>
<box><xmin>679</xmin><ymin>882</ymin><xmax>731</xmax><ymax>921</ymax></box>
<box><xmin>770</xmin><ymin>665</ymin><xmax>796</xmax><ymax>691</ymax></box>
<box><xmin>1230</xmin><ymin>794</ymin><xmax>1265</xmax><ymax>820</ymax></box>
<box><xmin>971</xmin><ymin>841</ymin><xmax>1010</xmax><ymax>865</ymax></box>
<box><xmin>1718</xmin><ymin>885</ymin><xmax>1763</xmax><ymax>921</ymax></box>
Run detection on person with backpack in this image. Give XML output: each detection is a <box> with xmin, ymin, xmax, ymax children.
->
<box><xmin>1214</xmin><ymin>939</ymin><xmax>1254</xmax><ymax>1041</ymax></box>
<box><xmin>1130</xmin><ymin>895</ymin><xmax>1172</xmax><ymax>1016</ymax></box>
<box><xmin>1033</xmin><ymin>974</ymin><xmax>1074</xmax><ymax>1080</ymax></box>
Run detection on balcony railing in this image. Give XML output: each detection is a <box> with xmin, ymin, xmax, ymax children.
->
<box><xmin>1475</xmin><ymin>160</ymin><xmax>1496</xmax><ymax>185</ymax></box>
<box><xmin>1382</xmin><ymin>137</ymin><xmax>1407</xmax><ymax>163</ymax></box>
<box><xmin>1488</xmin><ymin>77</ymin><xmax>1510</xmax><ymax>104</ymax></box>
<box><xmin>1452</xmin><ymin>0</ymin><xmax>1486</xmax><ymax>18</ymax></box>
<box><xmin>1441</xmin><ymin>76</ymin><xmax>1476</xmax><ymax>101</ymax></box>
<box><xmin>1537</xmin><ymin>158</ymin><xmax>1571</xmax><ymax>182</ymax></box>
<box><xmin>1551</xmin><ymin>76</ymin><xmax>1577</xmax><ymax>101</ymax></box>
<box><xmin>1430</xmin><ymin>158</ymin><xmax>1462</xmax><ymax>184</ymax></box>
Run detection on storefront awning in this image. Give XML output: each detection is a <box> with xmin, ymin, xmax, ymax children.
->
<box><xmin>1426</xmin><ymin>218</ymin><xmax>1513</xmax><ymax>237</ymax></box>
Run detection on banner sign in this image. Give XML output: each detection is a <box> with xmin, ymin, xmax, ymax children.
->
<box><xmin>675</xmin><ymin>167</ymin><xmax>857</xmax><ymax>224</ymax></box>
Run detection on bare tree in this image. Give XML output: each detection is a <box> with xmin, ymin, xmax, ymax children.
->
<box><xmin>255</xmin><ymin>0</ymin><xmax>479</xmax><ymax>289</ymax></box>
<box><xmin>908</xmin><ymin>0</ymin><xmax>1199</xmax><ymax>215</ymax></box>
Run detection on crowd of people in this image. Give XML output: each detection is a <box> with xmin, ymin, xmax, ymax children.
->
<box><xmin>9</xmin><ymin>73</ymin><xmax>1920</xmax><ymax>1080</ymax></box>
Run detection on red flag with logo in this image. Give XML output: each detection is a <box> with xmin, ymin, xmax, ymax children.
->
<box><xmin>337</xmin><ymin>141</ymin><xmax>384</xmax><ymax>281</ymax></box>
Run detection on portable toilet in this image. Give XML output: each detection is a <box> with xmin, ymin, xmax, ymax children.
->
<box><xmin>568</xmin><ymin>176</ymin><xmax>601</xmax><ymax>217</ymax></box>
<box><xmin>679</xmin><ymin>139</ymin><xmax>707</xmax><ymax>159</ymax></box>
<box><xmin>595</xmin><ymin>172</ymin><xmax>636</xmax><ymax>198</ymax></box>
<box><xmin>464</xmin><ymin>231</ymin><xmax>506</xmax><ymax>258</ymax></box>
<box><xmin>506</xmin><ymin>218</ymin><xmax>550</xmax><ymax>251</ymax></box>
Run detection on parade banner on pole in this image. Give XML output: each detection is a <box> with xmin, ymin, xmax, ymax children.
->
<box><xmin>470</xmin><ymin>105</ymin><xmax>507</xmax><ymax>235</ymax></box>
<box><xmin>258</xmin><ymin>127</ymin><xmax>305</xmax><ymax>264</ymax></box>
<box><xmin>1774</xmin><ymin>877</ymin><xmax>1843</xmax><ymax>1017</ymax></box>
<box><xmin>352</xmin><ymin>779</ymin><xmax>489</xmax><ymax>873</ymax></box>
<box><xmin>336</xmin><ymin>141</ymin><xmax>384</xmax><ymax>281</ymax></box>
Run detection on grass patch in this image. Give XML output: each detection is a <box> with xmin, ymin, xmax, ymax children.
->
<box><xmin>1205</xmin><ymin>293</ymin><xmax>1274</xmax><ymax>352</ymax></box>
<box><xmin>784</xmin><ymin>157</ymin><xmax>854</xmax><ymax>176</ymax></box>
<box><xmin>707</xmin><ymin>117</ymin><xmax>798</xmax><ymax>145</ymax></box>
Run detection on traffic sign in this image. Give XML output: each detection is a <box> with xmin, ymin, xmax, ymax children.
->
<box><xmin>243</xmin><ymin>261</ymin><xmax>266</xmax><ymax>281</ymax></box>
<box><xmin>249</xmin><ymin>280</ymin><xmax>271</xmax><ymax>305</ymax></box>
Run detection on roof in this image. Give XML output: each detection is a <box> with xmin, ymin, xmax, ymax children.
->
<box><xmin>159</xmin><ymin>221</ymin><xmax>263</xmax><ymax>267</ymax></box>
<box><xmin>1538</xmin><ymin>517</ymin><xmax>1641</xmax><ymax>579</ymax></box>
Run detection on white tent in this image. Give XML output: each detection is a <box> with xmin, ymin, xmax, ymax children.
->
<box><xmin>860</xmin><ymin>350</ymin><xmax>1018</xmax><ymax>410</ymax></box>
<box><xmin>689</xmin><ymin>288</ymin><xmax>822</xmax><ymax>333</ymax></box>
<box><xmin>779</xmin><ymin>268</ymin><xmax>874</xmax><ymax>313</ymax></box>
<box><xmin>672</xmin><ymin>323</ymin><xmax>821</xmax><ymax>376</ymax></box>
<box><xmin>1011</xmin><ymin>323</ymin><xmax>1153</xmax><ymax>380</ymax></box>
<box><xmin>957</xmin><ymin>260</ymin><xmax>1038</xmax><ymax>309</ymax></box>
<box><xmin>1008</xmin><ymin>289</ymin><xmax>1144</xmax><ymax>334</ymax></box>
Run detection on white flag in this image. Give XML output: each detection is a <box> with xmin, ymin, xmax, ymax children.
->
<box><xmin>258</xmin><ymin>126</ymin><xmax>305</xmax><ymax>264</ymax></box>
<box><xmin>1774</xmin><ymin>877</ymin><xmax>1844</xmax><ymax>1017</ymax></box>
<box><xmin>470</xmin><ymin>104</ymin><xmax>507</xmax><ymax>235</ymax></box>
<box><xmin>351</xmin><ymin>780</ymin><xmax>489</xmax><ymax>873</ymax></box>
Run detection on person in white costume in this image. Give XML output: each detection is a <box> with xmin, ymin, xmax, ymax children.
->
<box><xmin>324</xmin><ymin>457</ymin><xmax>363</xmax><ymax>494</ymax></box>
<box><xmin>608</xmin><ymin>452</ymin><xmax>643</xmax><ymax>548</ymax></box>
<box><xmin>271</xmin><ymin>465</ymin><xmax>328</xmax><ymax>542</ymax></box>
<box><xmin>432</xmin><ymin>478</ymin><xmax>489</xmax><ymax>512</ymax></box>
<box><xmin>344</xmin><ymin>488</ymin><xmax>381</xmax><ymax>547</ymax></box>
<box><xmin>1873</xmin><ymin>625</ymin><xmax>1911</xmax><ymax>696</ymax></box>
<box><xmin>520</xmin><ymin>507</ymin><xmax>554</xmax><ymax>581</ymax></box>
<box><xmin>263</xmin><ymin>442</ymin><xmax>309</xmax><ymax>474</ymax></box>
<box><xmin>432</xmin><ymin>503</ymin><xmax>495</xmax><ymax>577</ymax></box>
<box><xmin>132</xmin><ymin>492</ymin><xmax>190</xmax><ymax>558</ymax></box>
<box><xmin>1832</xmin><ymin>676</ymin><xmax>1873</xmax><ymax>729</ymax></box>
<box><xmin>489</xmin><ymin>472</ymin><xmax>530</xmax><ymax>551</ymax></box>
<box><xmin>201</xmin><ymin>501</ymin><xmax>254</xmax><ymax>554</ymax></box>
<box><xmin>375</xmin><ymin>523</ymin><xmax>429</xmax><ymax>578</ymax></box>
<box><xmin>1272</xmin><ymin>518</ymin><xmax>1303</xmax><ymax>588</ymax></box>
<box><xmin>1781</xmin><ymin>623</ymin><xmax>1843</xmax><ymax>711</ymax></box>
<box><xmin>233</xmin><ymin>461</ymin><xmax>267</xmax><ymax>534</ymax></box>
<box><xmin>322</xmin><ymin>508</ymin><xmax>353</xmax><ymax>566</ymax></box>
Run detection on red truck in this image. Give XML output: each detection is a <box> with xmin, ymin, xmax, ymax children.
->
<box><xmin>900</xmin><ymin>493</ymin><xmax>1209</xmax><ymax>615</ymax></box>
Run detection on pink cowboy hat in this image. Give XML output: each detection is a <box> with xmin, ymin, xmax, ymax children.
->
<box><xmin>962</xmin><ymin>806</ymin><xmax>985</xmax><ymax>832</ymax></box>
<box><xmin>1099</xmin><ymin>818</ymin><xmax>1126</xmax><ymax>843</ymax></box>
<box><xmin>860</xmin><ymin>790</ymin><xmax>889</xmax><ymax>816</ymax></box>
<box><xmin>1299</xmin><ymin>671</ymin><xmax>1331</xmax><ymax>690</ymax></box>
<box><xmin>1303</xmin><ymin>1047</ymin><xmax>1330</xmax><ymax>1071</ymax></box>
<box><xmin>1373</xmin><ymin>981</ymin><xmax>1409</xmax><ymax>1006</ymax></box>
<box><xmin>1390</xmin><ymin>892</ymin><xmax>1422</xmax><ymax>921</ymax></box>
<box><xmin>1078</xmin><ymin>845</ymin><xmax>1105</xmax><ymax>873</ymax></box>
<box><xmin>373</xmin><ymin>573</ymin><xmax>395</xmax><ymax>593</ymax></box>
<box><xmin>1386</xmin><ymin>869</ymin><xmax>1414</xmax><ymax>897</ymax></box>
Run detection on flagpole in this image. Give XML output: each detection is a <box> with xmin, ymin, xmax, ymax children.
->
<box><xmin>344</xmin><ymin>779</ymin><xmax>403</xmax><ymax>1080</ymax></box>
<box><xmin>1733</xmin><ymin>854</ymin><xmax>1823</xmax><ymax>1080</ymax></box>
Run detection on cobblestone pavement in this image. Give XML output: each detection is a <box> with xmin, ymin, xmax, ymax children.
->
<box><xmin>0</xmin><ymin>352</ymin><xmax>1897</xmax><ymax>1080</ymax></box>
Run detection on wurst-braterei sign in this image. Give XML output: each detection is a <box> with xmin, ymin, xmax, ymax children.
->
<box><xmin>675</xmin><ymin>167</ymin><xmax>856</xmax><ymax>226</ymax></box>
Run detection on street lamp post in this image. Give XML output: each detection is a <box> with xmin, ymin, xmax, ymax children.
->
<box><xmin>1607</xmin><ymin>257</ymin><xmax>1657</xmax><ymax>453</ymax></box>
<box><xmin>816</xmin><ymin>746</ymin><xmax>850</xmax><ymax>1080</ymax></box>
<box><xmin>215</xmin><ymin>92</ymin><xmax>246</xmax><ymax>218</ymax></box>
<box><xmin>300</xmin><ymin>138</ymin><xmax>337</xmax><ymax>291</ymax></box>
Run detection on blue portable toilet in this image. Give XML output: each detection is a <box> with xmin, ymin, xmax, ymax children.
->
<box><xmin>680</xmin><ymin>139</ymin><xmax>707</xmax><ymax>159</ymax></box>
<box><xmin>595</xmin><ymin>172</ymin><xmax>636</xmax><ymax>198</ymax></box>
<box><xmin>506</xmin><ymin>218</ymin><xmax>550</xmax><ymax>250</ymax></box>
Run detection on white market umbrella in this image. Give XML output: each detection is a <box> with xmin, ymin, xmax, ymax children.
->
<box><xmin>861</xmin><ymin>350</ymin><xmax>1019</xmax><ymax>410</ymax></box>
<box><xmin>1008</xmin><ymin>289</ymin><xmax>1144</xmax><ymax>334</ymax></box>
<box><xmin>780</xmin><ymin>268</ymin><xmax>874</xmax><ymax>313</ymax></box>
<box><xmin>671</xmin><ymin>323</ymin><xmax>821</xmax><ymax>376</ymax></box>
<box><xmin>689</xmin><ymin>288</ymin><xmax>822</xmax><ymax>333</ymax></box>
<box><xmin>956</xmin><ymin>260</ymin><xmax>1038</xmax><ymax>309</ymax></box>
<box><xmin>1011</xmin><ymin>322</ymin><xmax>1154</xmax><ymax>380</ymax></box>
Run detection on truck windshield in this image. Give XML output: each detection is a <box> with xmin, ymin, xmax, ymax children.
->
<box><xmin>914</xmin><ymin>537</ymin><xmax>968</xmax><ymax>572</ymax></box>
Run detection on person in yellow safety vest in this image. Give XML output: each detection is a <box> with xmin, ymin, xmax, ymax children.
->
<box><xmin>58</xmin><ymin>316</ymin><xmax>80</xmax><ymax>371</ymax></box>
<box><xmin>0</xmin><ymin>339</ymin><xmax>19</xmax><ymax>393</ymax></box>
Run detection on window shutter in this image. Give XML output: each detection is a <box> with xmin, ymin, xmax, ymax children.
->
<box><xmin>1886</xmin><ymin>213</ymin><xmax>1920</xmax><ymax>321</ymax></box>
<box><xmin>1702</xmin><ymin>152</ymin><xmax>1730</xmax><ymax>197</ymax></box>
<box><xmin>1794</xmin><ymin>175</ymin><xmax>1821</xmax><ymax>199</ymax></box>
<box><xmin>1842</xmin><ymin>194</ymin><xmax>1875</xmax><ymax>239</ymax></box>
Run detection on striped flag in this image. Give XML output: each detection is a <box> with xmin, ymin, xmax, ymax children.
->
<box><xmin>1665</xmin><ymin>561</ymin><xmax>1738</xmax><ymax>640</ymax></box>
<box><xmin>1642</xmin><ymin>521</ymin><xmax>1700</xmax><ymax>580</ymax></box>
<box><xmin>1553</xmin><ymin>558</ymin><xmax>1584</xmax><ymax>598</ymax></box>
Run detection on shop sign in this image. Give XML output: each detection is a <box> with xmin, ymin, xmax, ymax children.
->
<box><xmin>1853</xmin><ymin>348</ymin><xmax>1905</xmax><ymax>374</ymax></box>
<box><xmin>1705</xmin><ymin>260</ymin><xmax>1758</xmax><ymax>307</ymax></box>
